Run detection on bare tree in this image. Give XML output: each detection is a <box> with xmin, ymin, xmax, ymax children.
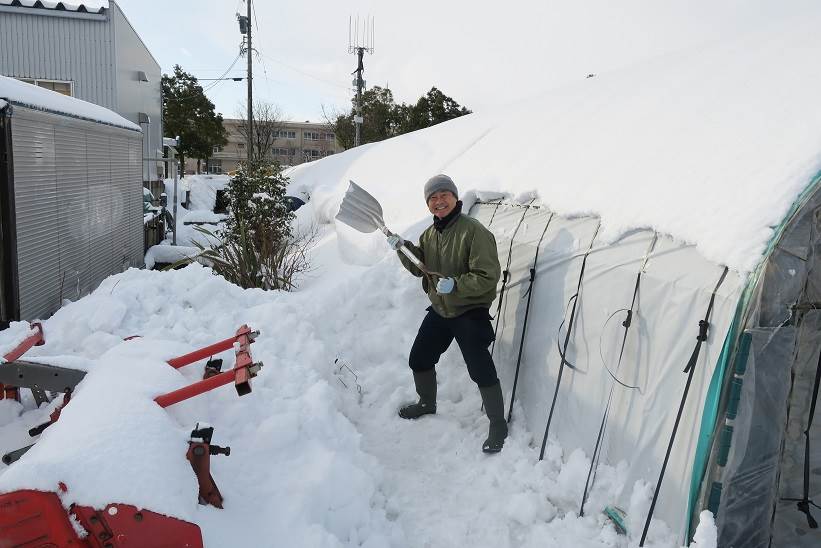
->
<box><xmin>236</xmin><ymin>100</ymin><xmax>285</xmax><ymax>162</ymax></box>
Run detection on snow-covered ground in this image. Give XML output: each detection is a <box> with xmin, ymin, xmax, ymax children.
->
<box><xmin>0</xmin><ymin>194</ymin><xmax>717</xmax><ymax>546</ymax></box>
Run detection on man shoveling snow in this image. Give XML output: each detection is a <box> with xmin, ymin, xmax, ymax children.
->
<box><xmin>386</xmin><ymin>175</ymin><xmax>507</xmax><ymax>453</ymax></box>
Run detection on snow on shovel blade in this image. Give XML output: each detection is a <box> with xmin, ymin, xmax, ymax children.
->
<box><xmin>336</xmin><ymin>181</ymin><xmax>388</xmax><ymax>234</ymax></box>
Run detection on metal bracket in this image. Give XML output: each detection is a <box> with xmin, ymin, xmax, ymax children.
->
<box><xmin>0</xmin><ymin>360</ymin><xmax>86</xmax><ymax>393</ymax></box>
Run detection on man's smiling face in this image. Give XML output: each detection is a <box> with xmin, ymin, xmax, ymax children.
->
<box><xmin>427</xmin><ymin>190</ymin><xmax>457</xmax><ymax>219</ymax></box>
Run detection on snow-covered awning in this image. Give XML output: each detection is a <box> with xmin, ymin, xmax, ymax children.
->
<box><xmin>0</xmin><ymin>75</ymin><xmax>139</xmax><ymax>131</ymax></box>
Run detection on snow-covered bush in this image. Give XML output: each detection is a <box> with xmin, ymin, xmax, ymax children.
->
<box><xmin>188</xmin><ymin>161</ymin><xmax>314</xmax><ymax>290</ymax></box>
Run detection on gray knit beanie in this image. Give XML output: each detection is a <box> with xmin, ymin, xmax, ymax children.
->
<box><xmin>424</xmin><ymin>174</ymin><xmax>458</xmax><ymax>202</ymax></box>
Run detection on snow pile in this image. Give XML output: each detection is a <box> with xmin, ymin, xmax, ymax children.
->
<box><xmin>689</xmin><ymin>512</ymin><xmax>718</xmax><ymax>548</ymax></box>
<box><xmin>184</xmin><ymin>174</ymin><xmax>230</xmax><ymax>212</ymax></box>
<box><xmin>288</xmin><ymin>9</ymin><xmax>821</xmax><ymax>274</ymax></box>
<box><xmin>0</xmin><ymin>265</ymin><xmax>404</xmax><ymax>545</ymax></box>
<box><xmin>0</xmin><ymin>340</ymin><xmax>200</xmax><ymax>519</ymax></box>
<box><xmin>0</xmin><ymin>322</ymin><xmax>36</xmax><ymax>362</ymax></box>
<box><xmin>144</xmin><ymin>245</ymin><xmax>201</xmax><ymax>270</ymax></box>
<box><xmin>0</xmin><ymin>75</ymin><xmax>139</xmax><ymax>131</ymax></box>
<box><xmin>183</xmin><ymin>210</ymin><xmax>226</xmax><ymax>224</ymax></box>
<box><xmin>0</xmin><ymin>245</ymin><xmax>692</xmax><ymax>546</ymax></box>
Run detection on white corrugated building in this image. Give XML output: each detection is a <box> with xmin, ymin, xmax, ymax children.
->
<box><xmin>0</xmin><ymin>0</ymin><xmax>163</xmax><ymax>183</ymax></box>
<box><xmin>0</xmin><ymin>75</ymin><xmax>144</xmax><ymax>325</ymax></box>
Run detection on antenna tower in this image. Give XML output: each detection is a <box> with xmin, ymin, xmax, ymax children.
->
<box><xmin>348</xmin><ymin>15</ymin><xmax>374</xmax><ymax>147</ymax></box>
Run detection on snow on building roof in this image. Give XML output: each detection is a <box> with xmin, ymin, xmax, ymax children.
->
<box><xmin>290</xmin><ymin>8</ymin><xmax>821</xmax><ymax>274</ymax></box>
<box><xmin>0</xmin><ymin>0</ymin><xmax>108</xmax><ymax>13</ymax></box>
<box><xmin>0</xmin><ymin>75</ymin><xmax>139</xmax><ymax>131</ymax></box>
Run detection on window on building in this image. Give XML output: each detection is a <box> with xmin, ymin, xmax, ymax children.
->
<box><xmin>324</xmin><ymin>132</ymin><xmax>335</xmax><ymax>141</ymax></box>
<box><xmin>303</xmin><ymin>131</ymin><xmax>321</xmax><ymax>141</ymax></box>
<box><xmin>272</xmin><ymin>148</ymin><xmax>290</xmax><ymax>156</ymax></box>
<box><xmin>303</xmin><ymin>149</ymin><xmax>321</xmax><ymax>161</ymax></box>
<box><xmin>213</xmin><ymin>145</ymin><xmax>224</xmax><ymax>153</ymax></box>
<box><xmin>17</xmin><ymin>78</ymin><xmax>73</xmax><ymax>96</ymax></box>
<box><xmin>275</xmin><ymin>130</ymin><xmax>296</xmax><ymax>139</ymax></box>
<box><xmin>207</xmin><ymin>160</ymin><xmax>223</xmax><ymax>174</ymax></box>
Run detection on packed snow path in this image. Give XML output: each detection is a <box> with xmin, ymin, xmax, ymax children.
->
<box><xmin>0</xmin><ymin>255</ymin><xmax>712</xmax><ymax>547</ymax></box>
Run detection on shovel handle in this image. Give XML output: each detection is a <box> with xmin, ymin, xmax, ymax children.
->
<box><xmin>383</xmin><ymin>228</ymin><xmax>445</xmax><ymax>279</ymax></box>
<box><xmin>398</xmin><ymin>245</ymin><xmax>446</xmax><ymax>279</ymax></box>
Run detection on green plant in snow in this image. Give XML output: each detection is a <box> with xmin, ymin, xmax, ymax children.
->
<box><xmin>175</xmin><ymin>160</ymin><xmax>314</xmax><ymax>290</ymax></box>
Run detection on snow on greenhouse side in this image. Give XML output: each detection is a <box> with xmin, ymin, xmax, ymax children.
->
<box><xmin>289</xmin><ymin>8</ymin><xmax>821</xmax><ymax>274</ymax></box>
<box><xmin>0</xmin><ymin>75</ymin><xmax>139</xmax><ymax>131</ymax></box>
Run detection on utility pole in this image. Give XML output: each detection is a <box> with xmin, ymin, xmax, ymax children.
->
<box><xmin>348</xmin><ymin>16</ymin><xmax>374</xmax><ymax>147</ymax></box>
<box><xmin>238</xmin><ymin>1</ymin><xmax>253</xmax><ymax>166</ymax></box>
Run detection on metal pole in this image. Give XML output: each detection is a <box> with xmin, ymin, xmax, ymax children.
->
<box><xmin>246</xmin><ymin>0</ymin><xmax>253</xmax><ymax>166</ymax></box>
<box><xmin>173</xmin><ymin>151</ymin><xmax>179</xmax><ymax>246</ymax></box>
<box><xmin>354</xmin><ymin>47</ymin><xmax>364</xmax><ymax>147</ymax></box>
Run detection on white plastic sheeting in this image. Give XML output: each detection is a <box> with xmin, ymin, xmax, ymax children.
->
<box><xmin>711</xmin><ymin>184</ymin><xmax>821</xmax><ymax>548</ymax></box>
<box><xmin>470</xmin><ymin>201</ymin><xmax>744</xmax><ymax>542</ymax></box>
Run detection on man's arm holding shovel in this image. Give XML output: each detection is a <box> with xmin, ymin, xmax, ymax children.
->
<box><xmin>387</xmin><ymin>233</ymin><xmax>425</xmax><ymax>278</ymax></box>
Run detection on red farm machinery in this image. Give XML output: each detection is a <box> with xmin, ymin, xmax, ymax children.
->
<box><xmin>0</xmin><ymin>324</ymin><xmax>263</xmax><ymax>547</ymax></box>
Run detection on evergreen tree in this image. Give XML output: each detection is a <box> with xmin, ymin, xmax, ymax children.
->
<box><xmin>399</xmin><ymin>87</ymin><xmax>472</xmax><ymax>134</ymax></box>
<box><xmin>161</xmin><ymin>65</ymin><xmax>227</xmax><ymax>170</ymax></box>
<box><xmin>332</xmin><ymin>86</ymin><xmax>402</xmax><ymax>149</ymax></box>
<box><xmin>330</xmin><ymin>86</ymin><xmax>470</xmax><ymax>149</ymax></box>
<box><xmin>223</xmin><ymin>160</ymin><xmax>293</xmax><ymax>250</ymax></box>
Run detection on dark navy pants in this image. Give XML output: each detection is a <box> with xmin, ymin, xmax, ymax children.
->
<box><xmin>409</xmin><ymin>307</ymin><xmax>500</xmax><ymax>388</ymax></box>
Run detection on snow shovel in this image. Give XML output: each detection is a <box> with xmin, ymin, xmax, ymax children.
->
<box><xmin>336</xmin><ymin>181</ymin><xmax>444</xmax><ymax>279</ymax></box>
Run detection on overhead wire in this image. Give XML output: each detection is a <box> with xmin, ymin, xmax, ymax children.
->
<box><xmin>258</xmin><ymin>51</ymin><xmax>350</xmax><ymax>92</ymax></box>
<box><xmin>250</xmin><ymin>1</ymin><xmax>274</xmax><ymax>98</ymax></box>
<box><xmin>203</xmin><ymin>53</ymin><xmax>243</xmax><ymax>92</ymax></box>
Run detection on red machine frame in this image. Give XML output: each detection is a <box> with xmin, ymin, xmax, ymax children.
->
<box><xmin>0</xmin><ymin>323</ymin><xmax>263</xmax><ymax>547</ymax></box>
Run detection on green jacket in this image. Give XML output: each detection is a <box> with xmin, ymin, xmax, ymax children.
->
<box><xmin>398</xmin><ymin>213</ymin><xmax>501</xmax><ymax>318</ymax></box>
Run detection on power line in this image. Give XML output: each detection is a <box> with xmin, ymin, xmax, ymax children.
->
<box><xmin>257</xmin><ymin>51</ymin><xmax>349</xmax><ymax>91</ymax></box>
<box><xmin>203</xmin><ymin>53</ymin><xmax>243</xmax><ymax>92</ymax></box>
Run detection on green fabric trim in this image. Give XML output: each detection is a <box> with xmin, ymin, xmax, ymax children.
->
<box><xmin>686</xmin><ymin>302</ymin><xmax>742</xmax><ymax>537</ymax></box>
<box><xmin>685</xmin><ymin>171</ymin><xmax>821</xmax><ymax>540</ymax></box>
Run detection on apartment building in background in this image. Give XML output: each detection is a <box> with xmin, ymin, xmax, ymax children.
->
<box><xmin>0</xmin><ymin>0</ymin><xmax>163</xmax><ymax>183</ymax></box>
<box><xmin>198</xmin><ymin>119</ymin><xmax>343</xmax><ymax>175</ymax></box>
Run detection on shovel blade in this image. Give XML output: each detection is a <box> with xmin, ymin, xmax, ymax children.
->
<box><xmin>336</xmin><ymin>181</ymin><xmax>386</xmax><ymax>233</ymax></box>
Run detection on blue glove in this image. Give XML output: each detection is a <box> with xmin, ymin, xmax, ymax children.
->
<box><xmin>386</xmin><ymin>234</ymin><xmax>404</xmax><ymax>251</ymax></box>
<box><xmin>436</xmin><ymin>277</ymin><xmax>456</xmax><ymax>294</ymax></box>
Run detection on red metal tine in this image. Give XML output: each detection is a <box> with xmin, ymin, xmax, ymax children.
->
<box><xmin>2</xmin><ymin>323</ymin><xmax>45</xmax><ymax>363</ymax></box>
<box><xmin>2</xmin><ymin>323</ymin><xmax>45</xmax><ymax>400</ymax></box>
<box><xmin>154</xmin><ymin>370</ymin><xmax>237</xmax><ymax>408</ymax></box>
<box><xmin>166</xmin><ymin>325</ymin><xmax>253</xmax><ymax>369</ymax></box>
<box><xmin>155</xmin><ymin>325</ymin><xmax>261</xmax><ymax>407</ymax></box>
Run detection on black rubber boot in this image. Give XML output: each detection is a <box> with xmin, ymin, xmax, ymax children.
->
<box><xmin>398</xmin><ymin>369</ymin><xmax>437</xmax><ymax>419</ymax></box>
<box><xmin>479</xmin><ymin>382</ymin><xmax>508</xmax><ymax>453</ymax></box>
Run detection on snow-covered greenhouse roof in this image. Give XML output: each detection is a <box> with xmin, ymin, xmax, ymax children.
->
<box><xmin>0</xmin><ymin>74</ymin><xmax>139</xmax><ymax>131</ymax></box>
<box><xmin>290</xmin><ymin>10</ymin><xmax>821</xmax><ymax>274</ymax></box>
